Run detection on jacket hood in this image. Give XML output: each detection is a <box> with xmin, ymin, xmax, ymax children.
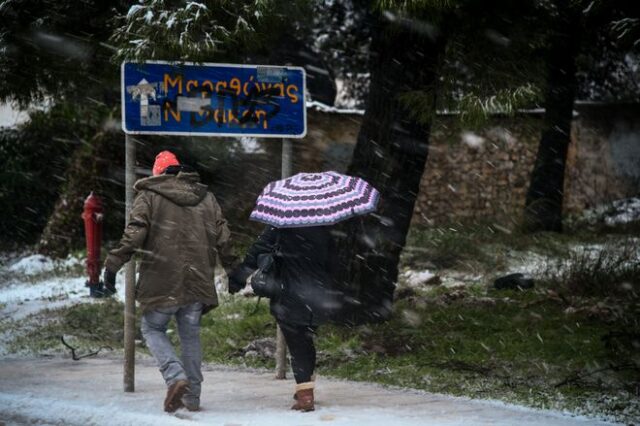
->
<box><xmin>134</xmin><ymin>172</ymin><xmax>208</xmax><ymax>206</ymax></box>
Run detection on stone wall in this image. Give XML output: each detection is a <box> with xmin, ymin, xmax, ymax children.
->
<box><xmin>564</xmin><ymin>104</ymin><xmax>640</xmax><ymax>214</ymax></box>
<box><xmin>413</xmin><ymin>117</ymin><xmax>541</xmax><ymax>225</ymax></box>
<box><xmin>298</xmin><ymin>104</ymin><xmax>640</xmax><ymax>227</ymax></box>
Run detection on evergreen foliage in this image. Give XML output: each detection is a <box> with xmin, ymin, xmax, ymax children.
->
<box><xmin>576</xmin><ymin>4</ymin><xmax>640</xmax><ymax>103</ymax></box>
<box><xmin>303</xmin><ymin>0</ymin><xmax>372</xmax><ymax>108</ymax></box>
<box><xmin>1</xmin><ymin>0</ymin><xmax>638</xmax><ymax>249</ymax></box>
<box><xmin>0</xmin><ymin>0</ymin><xmax>127</xmax><ymax>107</ymax></box>
<box><xmin>0</xmin><ymin>104</ymin><xmax>109</xmax><ymax>243</ymax></box>
<box><xmin>111</xmin><ymin>0</ymin><xmax>309</xmax><ymax>62</ymax></box>
<box><xmin>0</xmin><ymin>1</ymin><xmax>128</xmax><ymax>248</ymax></box>
<box><xmin>369</xmin><ymin>1</ymin><xmax>546</xmax><ymax>127</ymax></box>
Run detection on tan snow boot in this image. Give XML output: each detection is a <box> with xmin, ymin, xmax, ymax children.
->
<box><xmin>293</xmin><ymin>374</ymin><xmax>316</xmax><ymax>401</ymax></box>
<box><xmin>291</xmin><ymin>382</ymin><xmax>315</xmax><ymax>412</ymax></box>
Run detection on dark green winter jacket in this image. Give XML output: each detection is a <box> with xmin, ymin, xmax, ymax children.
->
<box><xmin>105</xmin><ymin>172</ymin><xmax>233</xmax><ymax>313</ymax></box>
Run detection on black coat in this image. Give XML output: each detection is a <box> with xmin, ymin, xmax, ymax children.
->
<box><xmin>230</xmin><ymin>226</ymin><xmax>343</xmax><ymax>327</ymax></box>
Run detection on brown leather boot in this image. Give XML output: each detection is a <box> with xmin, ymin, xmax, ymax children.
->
<box><xmin>164</xmin><ymin>379</ymin><xmax>189</xmax><ymax>413</ymax></box>
<box><xmin>291</xmin><ymin>382</ymin><xmax>314</xmax><ymax>412</ymax></box>
<box><xmin>293</xmin><ymin>374</ymin><xmax>316</xmax><ymax>400</ymax></box>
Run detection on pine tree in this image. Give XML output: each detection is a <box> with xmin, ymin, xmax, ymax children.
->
<box><xmin>111</xmin><ymin>0</ymin><xmax>307</xmax><ymax>63</ymax></box>
<box><xmin>335</xmin><ymin>0</ymin><xmax>547</xmax><ymax>322</ymax></box>
<box><xmin>524</xmin><ymin>0</ymin><xmax>639</xmax><ymax>233</ymax></box>
<box><xmin>0</xmin><ymin>0</ymin><xmax>129</xmax><ymax>250</ymax></box>
<box><xmin>0</xmin><ymin>0</ymin><xmax>127</xmax><ymax>106</ymax></box>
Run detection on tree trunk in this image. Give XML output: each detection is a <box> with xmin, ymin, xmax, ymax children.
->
<box><xmin>336</xmin><ymin>15</ymin><xmax>446</xmax><ymax>323</ymax></box>
<box><xmin>524</xmin><ymin>1</ymin><xmax>580</xmax><ymax>233</ymax></box>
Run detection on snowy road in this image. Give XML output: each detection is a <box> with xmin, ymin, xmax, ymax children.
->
<box><xmin>0</xmin><ymin>357</ymin><xmax>617</xmax><ymax>426</ymax></box>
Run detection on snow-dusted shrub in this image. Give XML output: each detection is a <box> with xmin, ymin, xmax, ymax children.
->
<box><xmin>544</xmin><ymin>240</ymin><xmax>640</xmax><ymax>297</ymax></box>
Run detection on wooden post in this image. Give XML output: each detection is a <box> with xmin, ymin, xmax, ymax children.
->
<box><xmin>275</xmin><ymin>138</ymin><xmax>292</xmax><ymax>380</ymax></box>
<box><xmin>124</xmin><ymin>134</ymin><xmax>136</xmax><ymax>392</ymax></box>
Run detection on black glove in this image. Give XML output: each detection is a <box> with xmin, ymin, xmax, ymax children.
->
<box><xmin>228</xmin><ymin>266</ymin><xmax>249</xmax><ymax>295</ymax></box>
<box><xmin>103</xmin><ymin>268</ymin><xmax>117</xmax><ymax>295</ymax></box>
<box><xmin>228</xmin><ymin>275</ymin><xmax>244</xmax><ymax>294</ymax></box>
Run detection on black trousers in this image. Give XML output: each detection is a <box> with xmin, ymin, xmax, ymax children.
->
<box><xmin>278</xmin><ymin>322</ymin><xmax>318</xmax><ymax>384</ymax></box>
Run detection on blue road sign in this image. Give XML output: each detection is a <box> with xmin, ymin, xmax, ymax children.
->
<box><xmin>121</xmin><ymin>61</ymin><xmax>306</xmax><ymax>138</ymax></box>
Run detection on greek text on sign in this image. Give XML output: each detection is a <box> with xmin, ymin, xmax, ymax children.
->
<box><xmin>121</xmin><ymin>61</ymin><xmax>306</xmax><ymax>137</ymax></box>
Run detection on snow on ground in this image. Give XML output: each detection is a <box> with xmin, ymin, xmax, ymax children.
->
<box><xmin>0</xmin><ymin>253</ymin><xmax>226</xmax><ymax>323</ymax></box>
<box><xmin>0</xmin><ymin>271</ymin><xmax>128</xmax><ymax>320</ymax></box>
<box><xmin>398</xmin><ymin>235</ymin><xmax>639</xmax><ymax>293</ymax></box>
<box><xmin>0</xmin><ymin>102</ymin><xmax>30</xmax><ymax>128</ymax></box>
<box><xmin>403</xmin><ymin>269</ymin><xmax>437</xmax><ymax>287</ymax></box>
<box><xmin>0</xmin><ymin>252</ymin><xmax>632</xmax><ymax>425</ymax></box>
<box><xmin>0</xmin><ymin>276</ymin><xmax>88</xmax><ymax>305</ymax></box>
<box><xmin>399</xmin><ymin>249</ymin><xmax>550</xmax><ymax>290</ymax></box>
<box><xmin>0</xmin><ymin>253</ymin><xmax>128</xmax><ymax>356</ymax></box>
<box><xmin>506</xmin><ymin>250</ymin><xmax>554</xmax><ymax>277</ymax></box>
<box><xmin>6</xmin><ymin>254</ymin><xmax>55</xmax><ymax>275</ymax></box>
<box><xmin>603</xmin><ymin>197</ymin><xmax>640</xmax><ymax>226</ymax></box>
<box><xmin>0</xmin><ymin>358</ymin><xmax>618</xmax><ymax>426</ymax></box>
<box><xmin>579</xmin><ymin>197</ymin><xmax>640</xmax><ymax>227</ymax></box>
<box><xmin>5</xmin><ymin>253</ymin><xmax>82</xmax><ymax>276</ymax></box>
<box><xmin>0</xmin><ymin>253</ymin><xmax>128</xmax><ymax>327</ymax></box>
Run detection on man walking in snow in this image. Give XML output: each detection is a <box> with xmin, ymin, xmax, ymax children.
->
<box><xmin>103</xmin><ymin>150</ymin><xmax>234</xmax><ymax>413</ymax></box>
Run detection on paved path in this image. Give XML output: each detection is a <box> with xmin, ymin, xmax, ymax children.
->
<box><xmin>0</xmin><ymin>357</ymin><xmax>617</xmax><ymax>426</ymax></box>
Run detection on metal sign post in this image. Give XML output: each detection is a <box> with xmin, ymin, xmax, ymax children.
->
<box><xmin>123</xmin><ymin>134</ymin><xmax>136</xmax><ymax>392</ymax></box>
<box><xmin>121</xmin><ymin>61</ymin><xmax>306</xmax><ymax>390</ymax></box>
<box><xmin>275</xmin><ymin>137</ymin><xmax>293</xmax><ymax>380</ymax></box>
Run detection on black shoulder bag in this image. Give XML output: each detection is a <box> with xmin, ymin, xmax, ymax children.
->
<box><xmin>250</xmin><ymin>233</ymin><xmax>283</xmax><ymax>299</ymax></box>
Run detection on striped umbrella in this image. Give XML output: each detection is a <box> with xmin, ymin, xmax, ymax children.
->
<box><xmin>250</xmin><ymin>171</ymin><xmax>380</xmax><ymax>228</ymax></box>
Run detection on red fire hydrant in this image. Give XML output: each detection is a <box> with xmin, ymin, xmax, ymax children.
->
<box><xmin>82</xmin><ymin>192</ymin><xmax>104</xmax><ymax>297</ymax></box>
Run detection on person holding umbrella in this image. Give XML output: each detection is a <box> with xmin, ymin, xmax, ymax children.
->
<box><xmin>229</xmin><ymin>171</ymin><xmax>379</xmax><ymax>412</ymax></box>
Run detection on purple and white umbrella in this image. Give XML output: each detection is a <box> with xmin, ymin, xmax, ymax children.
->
<box><xmin>250</xmin><ymin>171</ymin><xmax>380</xmax><ymax>228</ymax></box>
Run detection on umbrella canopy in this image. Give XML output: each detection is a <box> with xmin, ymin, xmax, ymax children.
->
<box><xmin>250</xmin><ymin>171</ymin><xmax>380</xmax><ymax>228</ymax></box>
